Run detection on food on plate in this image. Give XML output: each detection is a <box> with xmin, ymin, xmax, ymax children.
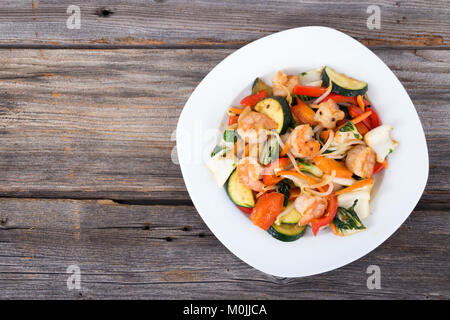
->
<box><xmin>206</xmin><ymin>66</ymin><xmax>398</xmax><ymax>241</ymax></box>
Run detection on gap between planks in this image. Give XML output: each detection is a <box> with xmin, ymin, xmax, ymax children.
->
<box><xmin>0</xmin><ymin>44</ymin><xmax>449</xmax><ymax>50</ymax></box>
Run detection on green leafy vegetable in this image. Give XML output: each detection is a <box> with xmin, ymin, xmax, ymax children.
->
<box><xmin>276</xmin><ymin>179</ymin><xmax>291</xmax><ymax>207</ymax></box>
<box><xmin>332</xmin><ymin>200</ymin><xmax>366</xmax><ymax>235</ymax></box>
<box><xmin>339</xmin><ymin>121</ymin><xmax>361</xmax><ymax>139</ymax></box>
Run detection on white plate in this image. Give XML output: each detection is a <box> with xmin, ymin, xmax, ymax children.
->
<box><xmin>176</xmin><ymin>26</ymin><xmax>428</xmax><ymax>277</ymax></box>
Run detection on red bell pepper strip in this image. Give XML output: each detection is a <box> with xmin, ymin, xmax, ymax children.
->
<box><xmin>310</xmin><ymin>194</ymin><xmax>338</xmax><ymax>236</ymax></box>
<box><xmin>237</xmin><ymin>206</ymin><xmax>253</xmax><ymax>214</ymax></box>
<box><xmin>293</xmin><ymin>85</ymin><xmax>327</xmax><ymax>97</ymax></box>
<box><xmin>366</xmin><ymin>106</ymin><xmax>381</xmax><ymax>129</ymax></box>
<box><xmin>354</xmin><ymin>122</ymin><xmax>369</xmax><ymax>136</ymax></box>
<box><xmin>228</xmin><ymin>115</ymin><xmax>239</xmax><ymax>125</ymax></box>
<box><xmin>348</xmin><ymin>105</ymin><xmax>373</xmax><ymax>130</ymax></box>
<box><xmin>263</xmin><ymin>157</ymin><xmax>290</xmax><ymax>186</ymax></box>
<box><xmin>373</xmin><ymin>160</ymin><xmax>388</xmax><ymax>175</ymax></box>
<box><xmin>240</xmin><ymin>90</ymin><xmax>267</xmax><ymax>108</ymax></box>
<box><xmin>323</xmin><ymin>93</ymin><xmax>370</xmax><ymax>106</ymax></box>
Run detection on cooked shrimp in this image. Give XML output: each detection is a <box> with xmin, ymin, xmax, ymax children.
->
<box><xmin>287</xmin><ymin>124</ymin><xmax>321</xmax><ymax>158</ymax></box>
<box><xmin>314</xmin><ymin>99</ymin><xmax>345</xmax><ymax>129</ymax></box>
<box><xmin>272</xmin><ymin>71</ymin><xmax>299</xmax><ymax>97</ymax></box>
<box><xmin>345</xmin><ymin>145</ymin><xmax>376</xmax><ymax>178</ymax></box>
<box><xmin>294</xmin><ymin>194</ymin><xmax>328</xmax><ymax>226</ymax></box>
<box><xmin>237</xmin><ymin>157</ymin><xmax>265</xmax><ymax>192</ymax></box>
<box><xmin>237</xmin><ymin>107</ymin><xmax>278</xmax><ymax>141</ymax></box>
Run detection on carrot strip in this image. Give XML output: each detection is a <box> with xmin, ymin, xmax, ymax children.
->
<box><xmin>357</xmin><ymin>95</ymin><xmax>365</xmax><ymax>112</ymax></box>
<box><xmin>351</xmin><ymin>110</ymin><xmax>372</xmax><ymax>125</ymax></box>
<box><xmin>244</xmin><ymin>143</ymin><xmax>250</xmax><ymax>157</ymax></box>
<box><xmin>330</xmin><ymin>222</ymin><xmax>342</xmax><ymax>236</ymax></box>
<box><xmin>276</xmin><ymin>170</ymin><xmax>326</xmax><ymax>192</ymax></box>
<box><xmin>232</xmin><ymin>143</ymin><xmax>238</xmax><ymax>155</ymax></box>
<box><xmin>228</xmin><ymin>107</ymin><xmax>244</xmax><ymax>115</ymax></box>
<box><xmin>335</xmin><ymin>178</ymin><xmax>374</xmax><ymax>195</ymax></box>
<box><xmin>320</xmin><ymin>129</ymin><xmax>330</xmax><ymax>142</ymax></box>
<box><xmin>313</xmin><ymin>156</ymin><xmax>353</xmax><ymax>179</ymax></box>
<box><xmin>280</xmin><ymin>142</ymin><xmax>289</xmax><ymax>157</ymax></box>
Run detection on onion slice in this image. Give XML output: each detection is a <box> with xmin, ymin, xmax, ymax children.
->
<box><xmin>313</xmin><ymin>83</ymin><xmax>332</xmax><ymax>104</ymax></box>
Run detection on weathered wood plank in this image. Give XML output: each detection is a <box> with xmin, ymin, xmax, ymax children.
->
<box><xmin>0</xmin><ymin>48</ymin><xmax>448</xmax><ymax>200</ymax></box>
<box><xmin>0</xmin><ymin>0</ymin><xmax>448</xmax><ymax>48</ymax></box>
<box><xmin>0</xmin><ymin>198</ymin><xmax>448</xmax><ymax>299</ymax></box>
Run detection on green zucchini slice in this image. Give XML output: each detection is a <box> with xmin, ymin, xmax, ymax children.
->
<box><xmin>254</xmin><ymin>96</ymin><xmax>293</xmax><ymax>134</ymax></box>
<box><xmin>225</xmin><ymin>170</ymin><xmax>255</xmax><ymax>208</ymax></box>
<box><xmin>322</xmin><ymin>66</ymin><xmax>368</xmax><ymax>97</ymax></box>
<box><xmin>268</xmin><ymin>223</ymin><xmax>307</xmax><ymax>242</ymax></box>
<box><xmin>279</xmin><ymin>204</ymin><xmax>302</xmax><ymax>224</ymax></box>
<box><xmin>252</xmin><ymin>78</ymin><xmax>273</xmax><ymax>96</ymax></box>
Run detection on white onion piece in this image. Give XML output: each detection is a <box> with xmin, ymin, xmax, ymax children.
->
<box><xmin>313</xmin><ymin>83</ymin><xmax>332</xmax><ymax>104</ymax></box>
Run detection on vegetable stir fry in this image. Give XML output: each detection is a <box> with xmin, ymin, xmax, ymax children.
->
<box><xmin>206</xmin><ymin>67</ymin><xmax>398</xmax><ymax>241</ymax></box>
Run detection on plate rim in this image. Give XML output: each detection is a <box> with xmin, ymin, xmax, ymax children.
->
<box><xmin>177</xmin><ymin>26</ymin><xmax>429</xmax><ymax>277</ymax></box>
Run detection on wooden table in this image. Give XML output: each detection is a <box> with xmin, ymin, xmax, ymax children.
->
<box><xmin>0</xmin><ymin>1</ymin><xmax>448</xmax><ymax>299</ymax></box>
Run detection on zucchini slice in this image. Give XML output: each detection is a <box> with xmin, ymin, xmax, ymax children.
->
<box><xmin>297</xmin><ymin>160</ymin><xmax>323</xmax><ymax>178</ymax></box>
<box><xmin>268</xmin><ymin>223</ymin><xmax>307</xmax><ymax>242</ymax></box>
<box><xmin>254</xmin><ymin>96</ymin><xmax>292</xmax><ymax>134</ymax></box>
<box><xmin>225</xmin><ymin>170</ymin><xmax>255</xmax><ymax>208</ymax></box>
<box><xmin>322</xmin><ymin>66</ymin><xmax>368</xmax><ymax>97</ymax></box>
<box><xmin>252</xmin><ymin>78</ymin><xmax>273</xmax><ymax>96</ymax></box>
<box><xmin>279</xmin><ymin>204</ymin><xmax>302</xmax><ymax>224</ymax></box>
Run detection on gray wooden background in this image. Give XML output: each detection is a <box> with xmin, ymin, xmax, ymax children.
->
<box><xmin>0</xmin><ymin>0</ymin><xmax>448</xmax><ymax>299</ymax></box>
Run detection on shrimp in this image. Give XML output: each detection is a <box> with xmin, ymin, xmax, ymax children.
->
<box><xmin>272</xmin><ymin>71</ymin><xmax>299</xmax><ymax>97</ymax></box>
<box><xmin>294</xmin><ymin>194</ymin><xmax>328</xmax><ymax>226</ymax></box>
<box><xmin>287</xmin><ymin>124</ymin><xmax>321</xmax><ymax>158</ymax></box>
<box><xmin>237</xmin><ymin>106</ymin><xmax>278</xmax><ymax>141</ymax></box>
<box><xmin>237</xmin><ymin>157</ymin><xmax>265</xmax><ymax>192</ymax></box>
<box><xmin>345</xmin><ymin>145</ymin><xmax>376</xmax><ymax>178</ymax></box>
<box><xmin>313</xmin><ymin>99</ymin><xmax>345</xmax><ymax>129</ymax></box>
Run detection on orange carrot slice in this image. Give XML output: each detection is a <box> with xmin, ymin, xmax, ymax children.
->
<box><xmin>335</xmin><ymin>178</ymin><xmax>374</xmax><ymax>195</ymax></box>
<box><xmin>313</xmin><ymin>156</ymin><xmax>353</xmax><ymax>179</ymax></box>
<box><xmin>351</xmin><ymin>110</ymin><xmax>372</xmax><ymax>125</ymax></box>
<box><xmin>357</xmin><ymin>95</ymin><xmax>365</xmax><ymax>112</ymax></box>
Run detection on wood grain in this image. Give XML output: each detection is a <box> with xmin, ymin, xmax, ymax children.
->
<box><xmin>0</xmin><ymin>198</ymin><xmax>448</xmax><ymax>299</ymax></box>
<box><xmin>0</xmin><ymin>0</ymin><xmax>448</xmax><ymax>48</ymax></box>
<box><xmin>0</xmin><ymin>48</ymin><xmax>448</xmax><ymax>201</ymax></box>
